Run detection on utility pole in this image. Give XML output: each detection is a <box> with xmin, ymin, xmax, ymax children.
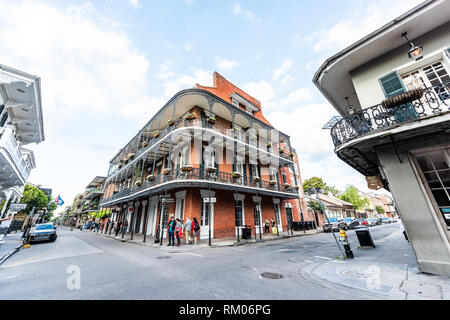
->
<box><xmin>310</xmin><ymin>187</ymin><xmax>345</xmax><ymax>259</ymax></box>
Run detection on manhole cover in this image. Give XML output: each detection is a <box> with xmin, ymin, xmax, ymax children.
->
<box><xmin>261</xmin><ymin>272</ymin><xmax>283</xmax><ymax>279</ymax></box>
<box><xmin>156</xmin><ymin>256</ymin><xmax>171</xmax><ymax>259</ymax></box>
<box><xmin>342</xmin><ymin>270</ymin><xmax>370</xmax><ymax>279</ymax></box>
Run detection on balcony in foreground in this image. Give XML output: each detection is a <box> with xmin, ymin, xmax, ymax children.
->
<box><xmin>100</xmin><ymin>167</ymin><xmax>299</xmax><ymax>206</ymax></box>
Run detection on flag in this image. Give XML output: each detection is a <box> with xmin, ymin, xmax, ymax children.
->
<box><xmin>55</xmin><ymin>195</ymin><xmax>64</xmax><ymax>206</ymax></box>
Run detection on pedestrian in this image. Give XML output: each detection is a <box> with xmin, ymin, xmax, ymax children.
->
<box><xmin>192</xmin><ymin>217</ymin><xmax>200</xmax><ymax>245</ymax></box>
<box><xmin>183</xmin><ymin>216</ymin><xmax>193</xmax><ymax>245</ymax></box>
<box><xmin>270</xmin><ymin>218</ymin><xmax>277</xmax><ymax>235</ymax></box>
<box><xmin>264</xmin><ymin>218</ymin><xmax>270</xmax><ymax>234</ymax></box>
<box><xmin>175</xmin><ymin>218</ymin><xmax>183</xmax><ymax>247</ymax></box>
<box><xmin>124</xmin><ymin>220</ymin><xmax>128</xmax><ymax>233</ymax></box>
<box><xmin>115</xmin><ymin>220</ymin><xmax>122</xmax><ymax>237</ymax></box>
<box><xmin>167</xmin><ymin>215</ymin><xmax>176</xmax><ymax>246</ymax></box>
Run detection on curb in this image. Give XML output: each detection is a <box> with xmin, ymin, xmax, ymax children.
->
<box><xmin>0</xmin><ymin>244</ymin><xmax>23</xmax><ymax>266</ymax></box>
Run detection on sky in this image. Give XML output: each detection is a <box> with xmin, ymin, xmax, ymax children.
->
<box><xmin>0</xmin><ymin>0</ymin><xmax>423</xmax><ymax>213</ymax></box>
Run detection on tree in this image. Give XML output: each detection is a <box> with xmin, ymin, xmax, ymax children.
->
<box><xmin>20</xmin><ymin>184</ymin><xmax>50</xmax><ymax>214</ymax></box>
<box><xmin>375</xmin><ymin>205</ymin><xmax>385</xmax><ymax>215</ymax></box>
<box><xmin>307</xmin><ymin>200</ymin><xmax>323</xmax><ymax>213</ymax></box>
<box><xmin>339</xmin><ymin>185</ymin><xmax>370</xmax><ymax>211</ymax></box>
<box><xmin>303</xmin><ymin>176</ymin><xmax>341</xmax><ymax>197</ymax></box>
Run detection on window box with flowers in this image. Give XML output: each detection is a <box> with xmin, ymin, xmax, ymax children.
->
<box><xmin>167</xmin><ymin>118</ymin><xmax>175</xmax><ymax>126</ymax></box>
<box><xmin>181</xmin><ymin>164</ymin><xmax>193</xmax><ymax>172</ymax></box>
<box><xmin>206</xmin><ymin>166</ymin><xmax>217</xmax><ymax>173</ymax></box>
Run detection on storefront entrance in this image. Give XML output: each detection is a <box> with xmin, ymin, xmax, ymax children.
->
<box><xmin>200</xmin><ymin>200</ymin><xmax>214</xmax><ymax>239</ymax></box>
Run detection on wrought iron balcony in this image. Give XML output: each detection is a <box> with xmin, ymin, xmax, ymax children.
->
<box><xmin>330</xmin><ymin>81</ymin><xmax>450</xmax><ymax>147</ymax></box>
<box><xmin>101</xmin><ymin>167</ymin><xmax>299</xmax><ymax>205</ymax></box>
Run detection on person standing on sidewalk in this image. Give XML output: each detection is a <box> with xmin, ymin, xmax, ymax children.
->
<box><xmin>167</xmin><ymin>215</ymin><xmax>176</xmax><ymax>246</ymax></box>
<box><xmin>264</xmin><ymin>218</ymin><xmax>270</xmax><ymax>234</ymax></box>
<box><xmin>183</xmin><ymin>216</ymin><xmax>192</xmax><ymax>245</ymax></box>
<box><xmin>192</xmin><ymin>217</ymin><xmax>200</xmax><ymax>245</ymax></box>
<box><xmin>175</xmin><ymin>218</ymin><xmax>183</xmax><ymax>247</ymax></box>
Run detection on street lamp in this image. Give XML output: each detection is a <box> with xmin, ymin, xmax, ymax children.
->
<box><xmin>402</xmin><ymin>32</ymin><xmax>423</xmax><ymax>61</ymax></box>
<box><xmin>306</xmin><ymin>187</ymin><xmax>345</xmax><ymax>259</ymax></box>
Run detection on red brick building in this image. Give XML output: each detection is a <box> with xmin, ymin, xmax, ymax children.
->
<box><xmin>100</xmin><ymin>72</ymin><xmax>309</xmax><ymax>241</ymax></box>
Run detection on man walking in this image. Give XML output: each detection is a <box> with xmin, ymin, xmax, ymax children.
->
<box><xmin>167</xmin><ymin>215</ymin><xmax>176</xmax><ymax>246</ymax></box>
<box><xmin>183</xmin><ymin>216</ymin><xmax>192</xmax><ymax>245</ymax></box>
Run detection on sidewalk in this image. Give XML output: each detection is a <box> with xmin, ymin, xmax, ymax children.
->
<box><xmin>0</xmin><ymin>231</ymin><xmax>23</xmax><ymax>265</ymax></box>
<box><xmin>305</xmin><ymin>228</ymin><xmax>450</xmax><ymax>299</ymax></box>
<box><xmin>80</xmin><ymin>227</ymin><xmax>321</xmax><ymax>248</ymax></box>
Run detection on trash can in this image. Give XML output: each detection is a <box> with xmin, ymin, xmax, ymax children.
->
<box><xmin>242</xmin><ymin>225</ymin><xmax>252</xmax><ymax>239</ymax></box>
<box><xmin>354</xmin><ymin>226</ymin><xmax>375</xmax><ymax>248</ymax></box>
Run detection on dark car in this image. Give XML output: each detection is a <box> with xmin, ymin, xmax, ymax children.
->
<box><xmin>322</xmin><ymin>218</ymin><xmax>340</xmax><ymax>232</ymax></box>
<box><xmin>341</xmin><ymin>218</ymin><xmax>359</xmax><ymax>230</ymax></box>
<box><xmin>29</xmin><ymin>223</ymin><xmax>57</xmax><ymax>243</ymax></box>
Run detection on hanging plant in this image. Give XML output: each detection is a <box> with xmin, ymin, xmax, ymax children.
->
<box><xmin>279</xmin><ymin>147</ymin><xmax>284</xmax><ymax>153</ymax></box>
<box><xmin>142</xmin><ymin>141</ymin><xmax>148</xmax><ymax>148</ymax></box>
<box><xmin>206</xmin><ymin>166</ymin><xmax>217</xmax><ymax>173</ymax></box>
<box><xmin>294</xmin><ymin>186</ymin><xmax>299</xmax><ymax>190</ymax></box>
<box><xmin>163</xmin><ymin>168</ymin><xmax>171</xmax><ymax>175</ymax></box>
<box><xmin>147</xmin><ymin>174</ymin><xmax>155</xmax><ymax>181</ymax></box>
<box><xmin>381</xmin><ymin>88</ymin><xmax>423</xmax><ymax>109</ymax></box>
<box><xmin>181</xmin><ymin>164</ymin><xmax>193</xmax><ymax>172</ymax></box>
<box><xmin>153</xmin><ymin>131</ymin><xmax>160</xmax><ymax>139</ymax></box>
<box><xmin>269</xmin><ymin>180</ymin><xmax>277</xmax><ymax>186</ymax></box>
<box><xmin>123</xmin><ymin>157</ymin><xmax>129</xmax><ymax>164</ymax></box>
<box><xmin>232</xmin><ymin>171</ymin><xmax>241</xmax><ymax>178</ymax></box>
<box><xmin>135</xmin><ymin>180</ymin><xmax>142</xmax><ymax>187</ymax></box>
<box><xmin>207</xmin><ymin>116</ymin><xmax>216</xmax><ymax>124</ymax></box>
<box><xmin>289</xmin><ymin>152</ymin><xmax>295</xmax><ymax>158</ymax></box>
<box><xmin>253</xmin><ymin>176</ymin><xmax>260</xmax><ymax>182</ymax></box>
<box><xmin>250</xmin><ymin>134</ymin><xmax>257</xmax><ymax>140</ymax></box>
<box><xmin>232</xmin><ymin>126</ymin><xmax>239</xmax><ymax>132</ymax></box>
<box><xmin>167</xmin><ymin>118</ymin><xmax>175</xmax><ymax>126</ymax></box>
<box><xmin>266</xmin><ymin>142</ymin><xmax>272</xmax><ymax>147</ymax></box>
<box><xmin>185</xmin><ymin>112</ymin><xmax>195</xmax><ymax>120</ymax></box>
<box><xmin>128</xmin><ymin>153</ymin><xmax>135</xmax><ymax>160</ymax></box>
<box><xmin>117</xmin><ymin>163</ymin><xmax>123</xmax><ymax>169</ymax></box>
<box><xmin>284</xmin><ymin>183</ymin><xmax>291</xmax><ymax>189</ymax></box>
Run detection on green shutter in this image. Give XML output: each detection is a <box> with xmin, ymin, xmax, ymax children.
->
<box><xmin>379</xmin><ymin>71</ymin><xmax>406</xmax><ymax>98</ymax></box>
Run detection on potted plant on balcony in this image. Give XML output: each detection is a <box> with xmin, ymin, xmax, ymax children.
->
<box><xmin>207</xmin><ymin>116</ymin><xmax>216</xmax><ymax>124</ymax></box>
<box><xmin>153</xmin><ymin>131</ymin><xmax>160</xmax><ymax>139</ymax></box>
<box><xmin>167</xmin><ymin>118</ymin><xmax>175</xmax><ymax>126</ymax></box>
<box><xmin>206</xmin><ymin>166</ymin><xmax>216</xmax><ymax>173</ymax></box>
<box><xmin>135</xmin><ymin>180</ymin><xmax>142</xmax><ymax>187</ymax></box>
<box><xmin>381</xmin><ymin>88</ymin><xmax>423</xmax><ymax>109</ymax></box>
<box><xmin>289</xmin><ymin>152</ymin><xmax>295</xmax><ymax>158</ymax></box>
<box><xmin>181</xmin><ymin>164</ymin><xmax>193</xmax><ymax>172</ymax></box>
<box><xmin>253</xmin><ymin>176</ymin><xmax>260</xmax><ymax>182</ymax></box>
<box><xmin>269</xmin><ymin>180</ymin><xmax>277</xmax><ymax>186</ymax></box>
<box><xmin>266</xmin><ymin>142</ymin><xmax>272</xmax><ymax>148</ymax></box>
<box><xmin>142</xmin><ymin>141</ymin><xmax>148</xmax><ymax>148</ymax></box>
<box><xmin>128</xmin><ymin>153</ymin><xmax>135</xmax><ymax>160</ymax></box>
<box><xmin>232</xmin><ymin>171</ymin><xmax>241</xmax><ymax>178</ymax></box>
<box><xmin>163</xmin><ymin>167</ymin><xmax>171</xmax><ymax>175</ymax></box>
<box><xmin>117</xmin><ymin>162</ymin><xmax>123</xmax><ymax>169</ymax></box>
<box><xmin>283</xmin><ymin>183</ymin><xmax>291</xmax><ymax>189</ymax></box>
<box><xmin>185</xmin><ymin>112</ymin><xmax>195</xmax><ymax>120</ymax></box>
<box><xmin>123</xmin><ymin>157</ymin><xmax>129</xmax><ymax>164</ymax></box>
<box><xmin>249</xmin><ymin>134</ymin><xmax>257</xmax><ymax>140</ymax></box>
<box><xmin>279</xmin><ymin>147</ymin><xmax>284</xmax><ymax>153</ymax></box>
<box><xmin>294</xmin><ymin>185</ymin><xmax>299</xmax><ymax>190</ymax></box>
<box><xmin>147</xmin><ymin>174</ymin><xmax>155</xmax><ymax>181</ymax></box>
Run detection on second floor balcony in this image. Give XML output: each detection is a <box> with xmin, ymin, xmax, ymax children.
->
<box><xmin>0</xmin><ymin>127</ymin><xmax>33</xmax><ymax>188</ymax></box>
<box><xmin>330</xmin><ymin>81</ymin><xmax>450</xmax><ymax>148</ymax></box>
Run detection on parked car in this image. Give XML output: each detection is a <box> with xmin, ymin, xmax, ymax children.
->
<box><xmin>357</xmin><ymin>218</ymin><xmax>369</xmax><ymax>226</ymax></box>
<box><xmin>29</xmin><ymin>223</ymin><xmax>57</xmax><ymax>243</ymax></box>
<box><xmin>392</xmin><ymin>217</ymin><xmax>398</xmax><ymax>223</ymax></box>
<box><xmin>380</xmin><ymin>217</ymin><xmax>390</xmax><ymax>224</ymax></box>
<box><xmin>388</xmin><ymin>217</ymin><xmax>395</xmax><ymax>223</ymax></box>
<box><xmin>367</xmin><ymin>218</ymin><xmax>378</xmax><ymax>227</ymax></box>
<box><xmin>322</xmin><ymin>218</ymin><xmax>340</xmax><ymax>232</ymax></box>
<box><xmin>341</xmin><ymin>218</ymin><xmax>359</xmax><ymax>230</ymax></box>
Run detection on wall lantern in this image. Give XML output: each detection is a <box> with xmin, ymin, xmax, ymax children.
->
<box><xmin>345</xmin><ymin>97</ymin><xmax>355</xmax><ymax>115</ymax></box>
<box><xmin>401</xmin><ymin>32</ymin><xmax>423</xmax><ymax>61</ymax></box>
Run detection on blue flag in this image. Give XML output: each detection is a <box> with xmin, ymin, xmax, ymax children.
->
<box><xmin>55</xmin><ymin>195</ymin><xmax>64</xmax><ymax>206</ymax></box>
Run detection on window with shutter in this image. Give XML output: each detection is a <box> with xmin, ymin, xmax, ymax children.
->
<box><xmin>379</xmin><ymin>71</ymin><xmax>406</xmax><ymax>98</ymax></box>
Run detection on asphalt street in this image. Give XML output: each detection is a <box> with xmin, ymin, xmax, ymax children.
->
<box><xmin>0</xmin><ymin>223</ymin><xmax>415</xmax><ymax>299</ymax></box>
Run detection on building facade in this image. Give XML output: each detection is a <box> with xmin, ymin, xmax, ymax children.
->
<box><xmin>99</xmin><ymin>72</ymin><xmax>309</xmax><ymax>241</ymax></box>
<box><xmin>0</xmin><ymin>65</ymin><xmax>44</xmax><ymax>218</ymax></box>
<box><xmin>314</xmin><ymin>0</ymin><xmax>450</xmax><ymax>275</ymax></box>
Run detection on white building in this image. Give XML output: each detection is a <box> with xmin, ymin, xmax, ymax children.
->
<box><xmin>314</xmin><ymin>0</ymin><xmax>450</xmax><ymax>275</ymax></box>
<box><xmin>0</xmin><ymin>64</ymin><xmax>45</xmax><ymax>217</ymax></box>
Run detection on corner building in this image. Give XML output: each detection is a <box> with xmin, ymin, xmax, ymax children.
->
<box><xmin>100</xmin><ymin>72</ymin><xmax>309</xmax><ymax>240</ymax></box>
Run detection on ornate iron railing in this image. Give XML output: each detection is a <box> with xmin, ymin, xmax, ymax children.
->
<box><xmin>101</xmin><ymin>167</ymin><xmax>298</xmax><ymax>205</ymax></box>
<box><xmin>330</xmin><ymin>81</ymin><xmax>450</xmax><ymax>147</ymax></box>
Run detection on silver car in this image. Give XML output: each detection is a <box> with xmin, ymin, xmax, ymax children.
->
<box><xmin>29</xmin><ymin>223</ymin><xmax>57</xmax><ymax>242</ymax></box>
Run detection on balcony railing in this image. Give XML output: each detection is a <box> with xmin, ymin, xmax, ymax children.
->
<box><xmin>108</xmin><ymin>117</ymin><xmax>297</xmax><ymax>180</ymax></box>
<box><xmin>330</xmin><ymin>81</ymin><xmax>450</xmax><ymax>147</ymax></box>
<box><xmin>0</xmin><ymin>127</ymin><xmax>32</xmax><ymax>183</ymax></box>
<box><xmin>101</xmin><ymin>167</ymin><xmax>299</xmax><ymax>205</ymax></box>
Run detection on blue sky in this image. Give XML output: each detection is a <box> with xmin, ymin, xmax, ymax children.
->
<box><xmin>0</xmin><ymin>0</ymin><xmax>422</xmax><ymax>212</ymax></box>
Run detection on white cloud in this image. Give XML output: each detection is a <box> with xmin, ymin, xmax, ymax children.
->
<box><xmin>162</xmin><ymin>69</ymin><xmax>212</xmax><ymax>96</ymax></box>
<box><xmin>273</xmin><ymin>58</ymin><xmax>293</xmax><ymax>80</ymax></box>
<box><xmin>216</xmin><ymin>57</ymin><xmax>239</xmax><ymax>71</ymax></box>
<box><xmin>128</xmin><ymin>0</ymin><xmax>140</xmax><ymax>8</ymax></box>
<box><xmin>310</xmin><ymin>0</ymin><xmax>423</xmax><ymax>53</ymax></box>
<box><xmin>280</xmin><ymin>88</ymin><xmax>313</xmax><ymax>105</ymax></box>
<box><xmin>243</xmin><ymin>80</ymin><xmax>276</xmax><ymax>110</ymax></box>
<box><xmin>233</xmin><ymin>3</ymin><xmax>262</xmax><ymax>23</ymax></box>
<box><xmin>280</xmin><ymin>74</ymin><xmax>295</xmax><ymax>86</ymax></box>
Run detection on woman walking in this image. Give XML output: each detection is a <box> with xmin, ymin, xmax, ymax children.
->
<box><xmin>192</xmin><ymin>217</ymin><xmax>200</xmax><ymax>245</ymax></box>
<box><xmin>175</xmin><ymin>218</ymin><xmax>183</xmax><ymax>247</ymax></box>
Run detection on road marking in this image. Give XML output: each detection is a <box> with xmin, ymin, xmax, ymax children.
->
<box><xmin>174</xmin><ymin>252</ymin><xmax>204</xmax><ymax>257</ymax></box>
<box><xmin>276</xmin><ymin>249</ymin><xmax>291</xmax><ymax>252</ymax></box>
<box><xmin>0</xmin><ymin>272</ymin><xmax>23</xmax><ymax>281</ymax></box>
<box><xmin>314</xmin><ymin>256</ymin><xmax>332</xmax><ymax>260</ymax></box>
<box><xmin>304</xmin><ymin>259</ymin><xmax>314</xmax><ymax>263</ymax></box>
